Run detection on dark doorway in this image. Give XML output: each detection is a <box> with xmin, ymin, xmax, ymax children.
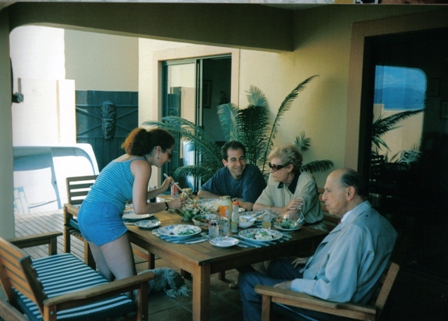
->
<box><xmin>162</xmin><ymin>56</ymin><xmax>231</xmax><ymax>191</ymax></box>
<box><xmin>362</xmin><ymin>28</ymin><xmax>448</xmax><ymax>279</ymax></box>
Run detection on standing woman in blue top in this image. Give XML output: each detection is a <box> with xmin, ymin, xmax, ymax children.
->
<box><xmin>78</xmin><ymin>127</ymin><xmax>184</xmax><ymax>283</ymax></box>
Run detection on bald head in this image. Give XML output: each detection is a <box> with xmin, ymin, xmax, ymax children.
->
<box><xmin>322</xmin><ymin>168</ymin><xmax>367</xmax><ymax>217</ymax></box>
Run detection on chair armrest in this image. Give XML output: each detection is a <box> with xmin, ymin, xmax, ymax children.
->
<box><xmin>43</xmin><ymin>272</ymin><xmax>155</xmax><ymax>310</ymax></box>
<box><xmin>0</xmin><ymin>299</ymin><xmax>29</xmax><ymax>321</ymax></box>
<box><xmin>64</xmin><ymin>203</ymin><xmax>80</xmax><ymax>218</ymax></box>
<box><xmin>255</xmin><ymin>285</ymin><xmax>338</xmax><ymax>309</ymax></box>
<box><xmin>8</xmin><ymin>232</ymin><xmax>62</xmax><ymax>255</ymax></box>
<box><xmin>255</xmin><ymin>285</ymin><xmax>376</xmax><ymax>314</ymax></box>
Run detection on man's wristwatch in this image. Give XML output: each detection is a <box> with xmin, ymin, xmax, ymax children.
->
<box><xmin>165</xmin><ymin>202</ymin><xmax>170</xmax><ymax>211</ymax></box>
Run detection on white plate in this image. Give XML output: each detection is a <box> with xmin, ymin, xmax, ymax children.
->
<box><xmin>274</xmin><ymin>224</ymin><xmax>301</xmax><ymax>231</ymax></box>
<box><xmin>210</xmin><ymin>237</ymin><xmax>239</xmax><ymax>247</ymax></box>
<box><xmin>238</xmin><ymin>228</ymin><xmax>283</xmax><ymax>242</ymax></box>
<box><xmin>122</xmin><ymin>213</ymin><xmax>153</xmax><ymax>220</ymax></box>
<box><xmin>134</xmin><ymin>220</ymin><xmax>161</xmax><ymax>229</ymax></box>
<box><xmin>158</xmin><ymin>224</ymin><xmax>202</xmax><ymax>238</ymax></box>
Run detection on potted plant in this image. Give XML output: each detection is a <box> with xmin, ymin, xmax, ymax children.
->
<box><xmin>144</xmin><ymin>75</ymin><xmax>333</xmax><ymax>184</ymax></box>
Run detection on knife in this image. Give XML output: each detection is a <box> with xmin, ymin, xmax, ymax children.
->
<box><xmin>173</xmin><ymin>236</ymin><xmax>207</xmax><ymax>244</ymax></box>
<box><xmin>184</xmin><ymin>237</ymin><xmax>208</xmax><ymax>244</ymax></box>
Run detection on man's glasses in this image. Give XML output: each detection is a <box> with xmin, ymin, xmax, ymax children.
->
<box><xmin>268</xmin><ymin>162</ymin><xmax>289</xmax><ymax>171</ymax></box>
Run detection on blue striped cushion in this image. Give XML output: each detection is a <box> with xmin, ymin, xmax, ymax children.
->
<box><xmin>15</xmin><ymin>253</ymin><xmax>135</xmax><ymax>321</ymax></box>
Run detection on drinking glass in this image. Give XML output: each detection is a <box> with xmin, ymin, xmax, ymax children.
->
<box><xmin>219</xmin><ymin>217</ymin><xmax>230</xmax><ymax>240</ymax></box>
<box><xmin>262</xmin><ymin>212</ymin><xmax>272</xmax><ymax>229</ymax></box>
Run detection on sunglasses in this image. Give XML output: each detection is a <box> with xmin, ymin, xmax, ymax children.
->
<box><xmin>166</xmin><ymin>150</ymin><xmax>173</xmax><ymax>159</ymax></box>
<box><xmin>268</xmin><ymin>162</ymin><xmax>289</xmax><ymax>171</ymax></box>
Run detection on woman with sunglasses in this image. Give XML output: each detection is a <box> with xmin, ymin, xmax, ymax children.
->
<box><xmin>77</xmin><ymin>127</ymin><xmax>184</xmax><ymax>293</ymax></box>
<box><xmin>253</xmin><ymin>145</ymin><xmax>327</xmax><ymax>232</ymax></box>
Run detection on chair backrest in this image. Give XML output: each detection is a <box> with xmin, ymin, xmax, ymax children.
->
<box><xmin>373</xmin><ymin>262</ymin><xmax>400</xmax><ymax>317</ymax></box>
<box><xmin>0</xmin><ymin>237</ymin><xmax>47</xmax><ymax>315</ymax></box>
<box><xmin>66</xmin><ymin>175</ymin><xmax>98</xmax><ymax>206</ymax></box>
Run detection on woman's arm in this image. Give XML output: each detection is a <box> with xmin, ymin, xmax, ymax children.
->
<box><xmin>146</xmin><ymin>175</ymin><xmax>173</xmax><ymax>199</ymax></box>
<box><xmin>131</xmin><ymin>160</ymin><xmax>183</xmax><ymax>214</ymax></box>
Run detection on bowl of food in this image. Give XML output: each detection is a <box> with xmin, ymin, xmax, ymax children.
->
<box><xmin>239</xmin><ymin>215</ymin><xmax>255</xmax><ymax>228</ymax></box>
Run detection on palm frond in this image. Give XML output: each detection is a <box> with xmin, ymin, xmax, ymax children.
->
<box><xmin>294</xmin><ymin>131</ymin><xmax>310</xmax><ymax>153</ymax></box>
<box><xmin>144</xmin><ymin>116</ymin><xmax>222</xmax><ymax>165</ymax></box>
<box><xmin>261</xmin><ymin>75</ymin><xmax>318</xmax><ymax>173</ymax></box>
<box><xmin>217</xmin><ymin>103</ymin><xmax>240</xmax><ymax>141</ymax></box>
<box><xmin>237</xmin><ymin>106</ymin><xmax>270</xmax><ymax>165</ymax></box>
<box><xmin>246</xmin><ymin>86</ymin><xmax>267</xmax><ymax>107</ymax></box>
<box><xmin>301</xmin><ymin>160</ymin><xmax>334</xmax><ymax>173</ymax></box>
<box><xmin>174</xmin><ymin>165</ymin><xmax>218</xmax><ymax>182</ymax></box>
<box><xmin>372</xmin><ymin>109</ymin><xmax>423</xmax><ymax>139</ymax></box>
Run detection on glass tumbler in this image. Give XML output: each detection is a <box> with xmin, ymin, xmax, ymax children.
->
<box><xmin>219</xmin><ymin>217</ymin><xmax>230</xmax><ymax>240</ymax></box>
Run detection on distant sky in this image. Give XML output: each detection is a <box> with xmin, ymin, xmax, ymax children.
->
<box><xmin>374</xmin><ymin>65</ymin><xmax>426</xmax><ymax>110</ymax></box>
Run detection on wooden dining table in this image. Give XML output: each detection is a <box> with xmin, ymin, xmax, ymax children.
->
<box><xmin>63</xmin><ymin>203</ymin><xmax>327</xmax><ymax>321</ymax></box>
<box><xmin>127</xmin><ymin>210</ymin><xmax>327</xmax><ymax>321</ymax></box>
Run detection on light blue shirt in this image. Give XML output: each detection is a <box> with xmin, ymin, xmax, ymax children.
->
<box><xmin>291</xmin><ymin>201</ymin><xmax>397</xmax><ymax>304</ymax></box>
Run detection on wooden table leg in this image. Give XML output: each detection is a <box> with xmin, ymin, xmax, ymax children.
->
<box><xmin>192</xmin><ymin>265</ymin><xmax>211</xmax><ymax>321</ymax></box>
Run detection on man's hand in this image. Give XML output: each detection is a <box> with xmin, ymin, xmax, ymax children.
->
<box><xmin>236</xmin><ymin>199</ymin><xmax>254</xmax><ymax>211</ymax></box>
<box><xmin>291</xmin><ymin>257</ymin><xmax>308</xmax><ymax>269</ymax></box>
<box><xmin>274</xmin><ymin>281</ymin><xmax>293</xmax><ymax>290</ymax></box>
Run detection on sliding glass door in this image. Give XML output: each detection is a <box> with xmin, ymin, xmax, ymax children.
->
<box><xmin>162</xmin><ymin>56</ymin><xmax>231</xmax><ymax>191</ymax></box>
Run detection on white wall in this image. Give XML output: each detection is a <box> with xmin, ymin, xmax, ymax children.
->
<box><xmin>65</xmin><ymin>29</ymin><xmax>138</xmax><ymax>91</ymax></box>
<box><xmin>10</xmin><ymin>26</ymin><xmax>66</xmax><ymax>80</ymax></box>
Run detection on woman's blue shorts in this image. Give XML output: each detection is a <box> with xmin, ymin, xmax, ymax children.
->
<box><xmin>77</xmin><ymin>201</ymin><xmax>128</xmax><ymax>246</ymax></box>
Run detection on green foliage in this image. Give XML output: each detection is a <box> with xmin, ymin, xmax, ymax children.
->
<box><xmin>371</xmin><ymin>109</ymin><xmax>424</xmax><ymax>152</ymax></box>
<box><xmin>144</xmin><ymin>75</ymin><xmax>333</xmax><ymax>183</ymax></box>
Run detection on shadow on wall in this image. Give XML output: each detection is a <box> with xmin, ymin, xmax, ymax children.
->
<box><xmin>13</xmin><ymin>144</ymin><xmax>99</xmax><ymax>214</ymax></box>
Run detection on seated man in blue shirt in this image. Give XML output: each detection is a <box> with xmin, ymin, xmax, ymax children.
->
<box><xmin>239</xmin><ymin>168</ymin><xmax>398</xmax><ymax>321</ymax></box>
<box><xmin>198</xmin><ymin>141</ymin><xmax>266</xmax><ymax>211</ymax></box>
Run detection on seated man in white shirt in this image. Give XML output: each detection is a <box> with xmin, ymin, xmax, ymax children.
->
<box><xmin>239</xmin><ymin>168</ymin><xmax>398</xmax><ymax>321</ymax></box>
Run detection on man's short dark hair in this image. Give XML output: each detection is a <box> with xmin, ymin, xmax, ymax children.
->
<box><xmin>340</xmin><ymin>168</ymin><xmax>369</xmax><ymax>198</ymax></box>
<box><xmin>221</xmin><ymin>141</ymin><xmax>246</xmax><ymax>160</ymax></box>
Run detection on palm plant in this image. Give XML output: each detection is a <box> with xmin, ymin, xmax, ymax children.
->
<box><xmin>371</xmin><ymin>109</ymin><xmax>424</xmax><ymax>153</ymax></box>
<box><xmin>144</xmin><ymin>75</ymin><xmax>333</xmax><ymax>183</ymax></box>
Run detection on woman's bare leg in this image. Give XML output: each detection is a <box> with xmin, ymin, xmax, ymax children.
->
<box><xmin>89</xmin><ymin>233</ymin><xmax>136</xmax><ymax>287</ymax></box>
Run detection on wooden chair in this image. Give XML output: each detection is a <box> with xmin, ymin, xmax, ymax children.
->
<box><xmin>255</xmin><ymin>262</ymin><xmax>400</xmax><ymax>321</ymax></box>
<box><xmin>0</xmin><ymin>232</ymin><xmax>154</xmax><ymax>321</ymax></box>
<box><xmin>63</xmin><ymin>175</ymin><xmax>98</xmax><ymax>269</ymax></box>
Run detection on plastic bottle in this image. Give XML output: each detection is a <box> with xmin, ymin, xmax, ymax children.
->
<box><xmin>219</xmin><ymin>195</ymin><xmax>232</xmax><ymax>216</ymax></box>
<box><xmin>231</xmin><ymin>201</ymin><xmax>239</xmax><ymax>233</ymax></box>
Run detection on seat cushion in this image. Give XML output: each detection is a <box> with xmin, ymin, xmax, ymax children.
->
<box><xmin>69</xmin><ymin>218</ymin><xmax>80</xmax><ymax>231</ymax></box>
<box><xmin>15</xmin><ymin>253</ymin><xmax>135</xmax><ymax>321</ymax></box>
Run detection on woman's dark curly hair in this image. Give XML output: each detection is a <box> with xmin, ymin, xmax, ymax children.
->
<box><xmin>121</xmin><ymin>127</ymin><xmax>175</xmax><ymax>156</ymax></box>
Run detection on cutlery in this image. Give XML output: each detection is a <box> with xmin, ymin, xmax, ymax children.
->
<box><xmin>232</xmin><ymin>236</ymin><xmax>264</xmax><ymax>248</ymax></box>
<box><xmin>184</xmin><ymin>237</ymin><xmax>208</xmax><ymax>244</ymax></box>
<box><xmin>173</xmin><ymin>236</ymin><xmax>207</xmax><ymax>244</ymax></box>
<box><xmin>164</xmin><ymin>173</ymin><xmax>183</xmax><ymax>193</ymax></box>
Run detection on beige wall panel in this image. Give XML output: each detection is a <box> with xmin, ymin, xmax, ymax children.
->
<box><xmin>65</xmin><ymin>30</ymin><xmax>138</xmax><ymax>91</ymax></box>
<box><xmin>0</xmin><ymin>7</ymin><xmax>15</xmax><ymax>238</ymax></box>
<box><xmin>58</xmin><ymin>79</ymin><xmax>76</xmax><ymax>144</ymax></box>
<box><xmin>11</xmin><ymin>79</ymin><xmax>75</xmax><ymax>146</ymax></box>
